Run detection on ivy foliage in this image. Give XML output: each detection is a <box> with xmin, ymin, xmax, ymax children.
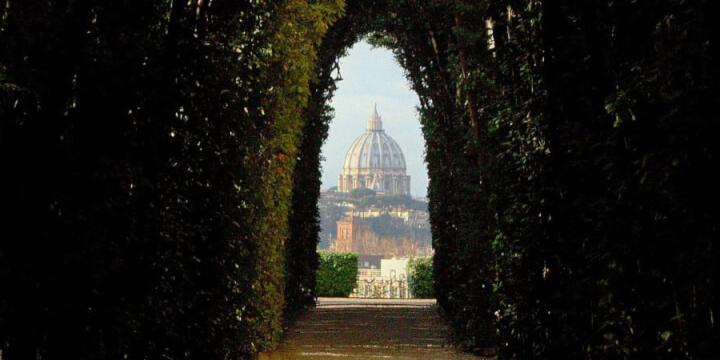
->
<box><xmin>315</xmin><ymin>252</ymin><xmax>358</xmax><ymax>297</ymax></box>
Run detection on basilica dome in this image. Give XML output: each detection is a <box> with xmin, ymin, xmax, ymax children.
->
<box><xmin>338</xmin><ymin>106</ymin><xmax>411</xmax><ymax>196</ymax></box>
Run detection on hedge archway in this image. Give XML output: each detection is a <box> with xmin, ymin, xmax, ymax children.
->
<box><xmin>290</xmin><ymin>0</ymin><xmax>719</xmax><ymax>358</ymax></box>
<box><xmin>1</xmin><ymin>0</ymin><xmax>717</xmax><ymax>359</ymax></box>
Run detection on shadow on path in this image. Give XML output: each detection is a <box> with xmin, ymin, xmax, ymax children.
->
<box><xmin>260</xmin><ymin>298</ymin><xmax>483</xmax><ymax>359</ymax></box>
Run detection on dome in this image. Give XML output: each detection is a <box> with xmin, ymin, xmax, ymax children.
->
<box><xmin>338</xmin><ymin>106</ymin><xmax>411</xmax><ymax>196</ymax></box>
<box><xmin>342</xmin><ymin>106</ymin><xmax>407</xmax><ymax>172</ymax></box>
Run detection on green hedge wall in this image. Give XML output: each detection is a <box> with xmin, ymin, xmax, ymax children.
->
<box><xmin>315</xmin><ymin>252</ymin><xmax>358</xmax><ymax>297</ymax></box>
<box><xmin>443</xmin><ymin>1</ymin><xmax>719</xmax><ymax>358</ymax></box>
<box><xmin>408</xmin><ymin>258</ymin><xmax>434</xmax><ymax>299</ymax></box>
<box><xmin>309</xmin><ymin>0</ymin><xmax>719</xmax><ymax>358</ymax></box>
<box><xmin>286</xmin><ymin>0</ymin><xmax>372</xmax><ymax>315</ymax></box>
<box><xmin>0</xmin><ymin>0</ymin><xmax>342</xmax><ymax>358</ymax></box>
<box><xmin>2</xmin><ymin>0</ymin><xmax>718</xmax><ymax>359</ymax></box>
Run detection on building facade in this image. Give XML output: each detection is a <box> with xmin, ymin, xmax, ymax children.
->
<box><xmin>332</xmin><ymin>215</ymin><xmax>427</xmax><ymax>256</ymax></box>
<box><xmin>338</xmin><ymin>106</ymin><xmax>411</xmax><ymax>195</ymax></box>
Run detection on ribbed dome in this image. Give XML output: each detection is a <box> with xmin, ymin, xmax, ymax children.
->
<box><xmin>342</xmin><ymin>107</ymin><xmax>407</xmax><ymax>172</ymax></box>
<box><xmin>338</xmin><ymin>106</ymin><xmax>411</xmax><ymax>195</ymax></box>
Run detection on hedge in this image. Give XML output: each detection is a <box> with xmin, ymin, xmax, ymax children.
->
<box><xmin>0</xmin><ymin>0</ymin><xmax>342</xmax><ymax>358</ymax></box>
<box><xmin>307</xmin><ymin>0</ymin><xmax>719</xmax><ymax>358</ymax></box>
<box><xmin>1</xmin><ymin>1</ymin><xmax>718</xmax><ymax>359</ymax></box>
<box><xmin>408</xmin><ymin>258</ymin><xmax>434</xmax><ymax>299</ymax></box>
<box><xmin>315</xmin><ymin>252</ymin><xmax>358</xmax><ymax>297</ymax></box>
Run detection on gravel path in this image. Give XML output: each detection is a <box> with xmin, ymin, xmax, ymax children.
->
<box><xmin>259</xmin><ymin>298</ymin><xmax>483</xmax><ymax>359</ymax></box>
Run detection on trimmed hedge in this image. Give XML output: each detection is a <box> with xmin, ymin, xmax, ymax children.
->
<box><xmin>0</xmin><ymin>0</ymin><xmax>342</xmax><ymax>358</ymax></box>
<box><xmin>315</xmin><ymin>252</ymin><xmax>358</xmax><ymax>297</ymax></box>
<box><xmin>308</xmin><ymin>0</ymin><xmax>719</xmax><ymax>358</ymax></box>
<box><xmin>2</xmin><ymin>1</ymin><xmax>717</xmax><ymax>359</ymax></box>
<box><xmin>408</xmin><ymin>258</ymin><xmax>434</xmax><ymax>299</ymax></box>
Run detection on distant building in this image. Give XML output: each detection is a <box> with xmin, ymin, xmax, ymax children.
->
<box><xmin>357</xmin><ymin>254</ymin><xmax>383</xmax><ymax>269</ymax></box>
<box><xmin>380</xmin><ymin>258</ymin><xmax>410</xmax><ymax>280</ymax></box>
<box><xmin>338</xmin><ymin>106</ymin><xmax>411</xmax><ymax>196</ymax></box>
<box><xmin>332</xmin><ymin>214</ymin><xmax>429</xmax><ymax>257</ymax></box>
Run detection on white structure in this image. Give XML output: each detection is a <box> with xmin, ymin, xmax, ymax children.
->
<box><xmin>339</xmin><ymin>106</ymin><xmax>411</xmax><ymax>195</ymax></box>
<box><xmin>381</xmin><ymin>258</ymin><xmax>409</xmax><ymax>280</ymax></box>
<box><xmin>353</xmin><ymin>258</ymin><xmax>412</xmax><ymax>299</ymax></box>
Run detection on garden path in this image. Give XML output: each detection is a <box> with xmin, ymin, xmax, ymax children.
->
<box><xmin>259</xmin><ymin>298</ymin><xmax>488</xmax><ymax>359</ymax></box>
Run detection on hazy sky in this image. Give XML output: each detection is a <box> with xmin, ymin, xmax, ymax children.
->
<box><xmin>320</xmin><ymin>40</ymin><xmax>428</xmax><ymax>197</ymax></box>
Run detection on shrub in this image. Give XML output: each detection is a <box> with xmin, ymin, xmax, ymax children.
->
<box><xmin>315</xmin><ymin>252</ymin><xmax>358</xmax><ymax>297</ymax></box>
<box><xmin>408</xmin><ymin>257</ymin><xmax>434</xmax><ymax>298</ymax></box>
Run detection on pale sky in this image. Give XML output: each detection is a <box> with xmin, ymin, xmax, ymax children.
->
<box><xmin>320</xmin><ymin>40</ymin><xmax>428</xmax><ymax>197</ymax></box>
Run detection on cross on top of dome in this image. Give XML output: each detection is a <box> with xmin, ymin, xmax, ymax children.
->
<box><xmin>367</xmin><ymin>104</ymin><xmax>383</xmax><ymax>131</ymax></box>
